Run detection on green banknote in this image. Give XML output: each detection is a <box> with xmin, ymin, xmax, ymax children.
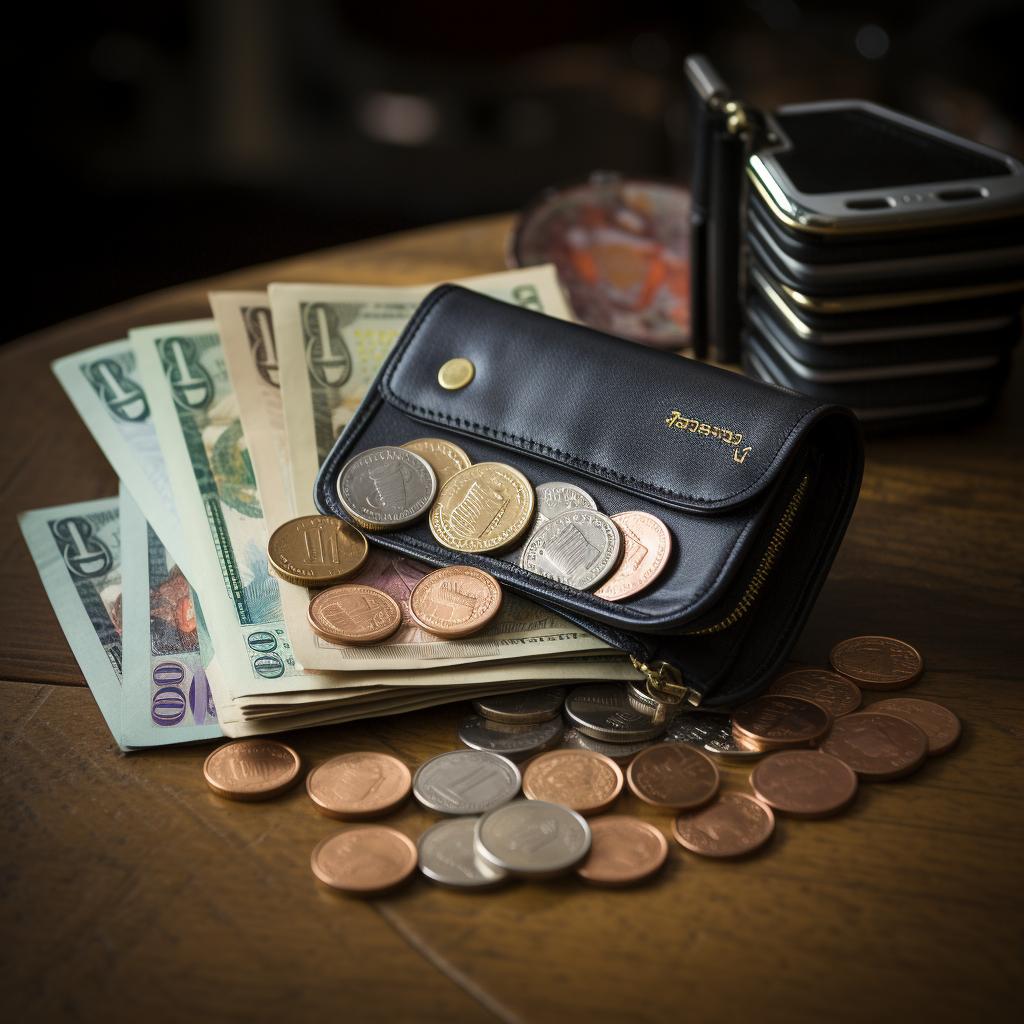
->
<box><xmin>19</xmin><ymin>496</ymin><xmax>126</xmax><ymax>747</ymax></box>
<box><xmin>119</xmin><ymin>488</ymin><xmax>222</xmax><ymax>747</ymax></box>
<box><xmin>18</xmin><ymin>491</ymin><xmax>221</xmax><ymax>748</ymax></box>
<box><xmin>131</xmin><ymin>319</ymin><xmax>370</xmax><ymax>712</ymax></box>
<box><xmin>53</xmin><ymin>340</ymin><xmax>190</xmax><ymax>576</ymax></box>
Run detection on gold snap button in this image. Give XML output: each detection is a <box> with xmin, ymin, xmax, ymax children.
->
<box><xmin>438</xmin><ymin>357</ymin><xmax>475</xmax><ymax>390</ymax></box>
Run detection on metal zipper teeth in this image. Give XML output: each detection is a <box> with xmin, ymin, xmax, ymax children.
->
<box><xmin>685</xmin><ymin>471</ymin><xmax>811</xmax><ymax>637</ymax></box>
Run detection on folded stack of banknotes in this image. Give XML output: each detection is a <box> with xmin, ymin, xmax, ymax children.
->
<box><xmin>19</xmin><ymin>266</ymin><xmax>643</xmax><ymax>749</ymax></box>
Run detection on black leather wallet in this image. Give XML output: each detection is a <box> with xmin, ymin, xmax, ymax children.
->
<box><xmin>314</xmin><ymin>285</ymin><xmax>863</xmax><ymax>711</ymax></box>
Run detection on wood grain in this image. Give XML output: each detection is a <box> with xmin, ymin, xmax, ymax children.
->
<box><xmin>3</xmin><ymin>214</ymin><xmax>1023</xmax><ymax>1020</ymax></box>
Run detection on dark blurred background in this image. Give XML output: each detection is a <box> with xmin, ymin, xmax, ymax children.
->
<box><xmin>5</xmin><ymin>0</ymin><xmax>1022</xmax><ymax>342</ymax></box>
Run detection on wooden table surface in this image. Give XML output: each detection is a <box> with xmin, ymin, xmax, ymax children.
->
<box><xmin>3</xmin><ymin>214</ymin><xmax>1022</xmax><ymax>1023</ymax></box>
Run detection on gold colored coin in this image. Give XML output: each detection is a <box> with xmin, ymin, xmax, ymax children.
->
<box><xmin>401</xmin><ymin>438</ymin><xmax>472</xmax><ymax>487</ymax></box>
<box><xmin>429</xmin><ymin>462</ymin><xmax>535</xmax><ymax>554</ymax></box>
<box><xmin>267</xmin><ymin>515</ymin><xmax>368</xmax><ymax>586</ymax></box>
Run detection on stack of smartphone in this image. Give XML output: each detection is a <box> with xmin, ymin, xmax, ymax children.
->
<box><xmin>739</xmin><ymin>101</ymin><xmax>1024</xmax><ymax>428</ymax></box>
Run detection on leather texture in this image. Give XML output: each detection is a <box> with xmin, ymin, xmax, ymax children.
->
<box><xmin>314</xmin><ymin>286</ymin><xmax>864</xmax><ymax>706</ymax></box>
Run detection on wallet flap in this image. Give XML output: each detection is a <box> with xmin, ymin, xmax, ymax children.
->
<box><xmin>380</xmin><ymin>285</ymin><xmax>820</xmax><ymax>513</ymax></box>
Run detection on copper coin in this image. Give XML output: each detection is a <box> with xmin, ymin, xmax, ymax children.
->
<box><xmin>203</xmin><ymin>739</ymin><xmax>301</xmax><ymax>801</ymax></box>
<box><xmin>310</xmin><ymin>826</ymin><xmax>418</xmax><ymax>895</ymax></box>
<box><xmin>830</xmin><ymin>636</ymin><xmax>923</xmax><ymax>690</ymax></box>
<box><xmin>307</xmin><ymin>584</ymin><xmax>402</xmax><ymax>645</ymax></box>
<box><xmin>750</xmin><ymin>750</ymin><xmax>859</xmax><ymax>818</ymax></box>
<box><xmin>408</xmin><ymin>565</ymin><xmax>503</xmax><ymax>639</ymax></box>
<box><xmin>592</xmin><ymin>511</ymin><xmax>672</xmax><ymax>601</ymax></box>
<box><xmin>267</xmin><ymin>514</ymin><xmax>368</xmax><ymax>587</ymax></box>
<box><xmin>626</xmin><ymin>742</ymin><xmax>720</xmax><ymax>810</ymax></box>
<box><xmin>769</xmin><ymin>669</ymin><xmax>862</xmax><ymax>718</ymax></box>
<box><xmin>576</xmin><ymin>815</ymin><xmax>669</xmax><ymax>887</ymax></box>
<box><xmin>869</xmin><ymin>698</ymin><xmax>961</xmax><ymax>756</ymax></box>
<box><xmin>731</xmin><ymin>695</ymin><xmax>832</xmax><ymax>750</ymax></box>
<box><xmin>401</xmin><ymin>438</ymin><xmax>472</xmax><ymax>487</ymax></box>
<box><xmin>521</xmin><ymin>748</ymin><xmax>624</xmax><ymax>816</ymax></box>
<box><xmin>306</xmin><ymin>751</ymin><xmax>412</xmax><ymax>819</ymax></box>
<box><xmin>820</xmin><ymin>712</ymin><xmax>928</xmax><ymax>781</ymax></box>
<box><xmin>673</xmin><ymin>793</ymin><xmax>775</xmax><ymax>858</ymax></box>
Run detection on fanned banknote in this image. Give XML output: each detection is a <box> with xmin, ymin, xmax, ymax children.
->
<box><xmin>19</xmin><ymin>496</ymin><xmax>126</xmax><ymax>748</ymax></box>
<box><xmin>216</xmin><ymin>266</ymin><xmax>608</xmax><ymax>672</ymax></box>
<box><xmin>119</xmin><ymin>488</ymin><xmax>222</xmax><ymax>747</ymax></box>
<box><xmin>19</xmin><ymin>492</ymin><xmax>222</xmax><ymax>749</ymax></box>
<box><xmin>53</xmin><ymin>341</ymin><xmax>191</xmax><ymax>577</ymax></box>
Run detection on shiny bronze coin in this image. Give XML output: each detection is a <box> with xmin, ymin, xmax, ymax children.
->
<box><xmin>673</xmin><ymin>793</ymin><xmax>775</xmax><ymax>858</ymax></box>
<box><xmin>310</xmin><ymin>826</ymin><xmax>418</xmax><ymax>895</ymax></box>
<box><xmin>769</xmin><ymin>669</ymin><xmax>862</xmax><ymax>718</ymax></box>
<box><xmin>401</xmin><ymin>437</ymin><xmax>472</xmax><ymax>487</ymax></box>
<box><xmin>203</xmin><ymin>739</ymin><xmax>301</xmax><ymax>801</ymax></box>
<box><xmin>521</xmin><ymin>748</ymin><xmax>624</xmax><ymax>816</ymax></box>
<box><xmin>626</xmin><ymin>742</ymin><xmax>720</xmax><ymax>810</ymax></box>
<box><xmin>592</xmin><ymin>511</ymin><xmax>673</xmax><ymax>602</ymax></box>
<box><xmin>869</xmin><ymin>698</ymin><xmax>961</xmax><ymax>756</ymax></box>
<box><xmin>307</xmin><ymin>584</ymin><xmax>402</xmax><ymax>645</ymax></box>
<box><xmin>306</xmin><ymin>751</ymin><xmax>412</xmax><ymax>820</ymax></box>
<box><xmin>731</xmin><ymin>695</ymin><xmax>832</xmax><ymax>750</ymax></box>
<box><xmin>429</xmin><ymin>462</ymin><xmax>535</xmax><ymax>554</ymax></box>
<box><xmin>830</xmin><ymin>636</ymin><xmax>923</xmax><ymax>690</ymax></box>
<box><xmin>408</xmin><ymin>565</ymin><xmax>503</xmax><ymax>639</ymax></box>
<box><xmin>820</xmin><ymin>712</ymin><xmax>928</xmax><ymax>781</ymax></box>
<box><xmin>576</xmin><ymin>815</ymin><xmax>669</xmax><ymax>887</ymax></box>
<box><xmin>750</xmin><ymin>750</ymin><xmax>858</xmax><ymax>818</ymax></box>
<box><xmin>267</xmin><ymin>515</ymin><xmax>368</xmax><ymax>587</ymax></box>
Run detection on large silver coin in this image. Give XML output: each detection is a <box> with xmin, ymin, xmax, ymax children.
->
<box><xmin>506</xmin><ymin>481</ymin><xmax>598</xmax><ymax>564</ymax></box>
<box><xmin>412</xmin><ymin>749</ymin><xmax>521</xmax><ymax>815</ymax></box>
<box><xmin>457</xmin><ymin>714</ymin><xmax>563</xmax><ymax>762</ymax></box>
<box><xmin>562</xmin><ymin>727</ymin><xmax>656</xmax><ymax>765</ymax></box>
<box><xmin>521</xmin><ymin>509</ymin><xmax>621</xmax><ymax>590</ymax></box>
<box><xmin>337</xmin><ymin>445</ymin><xmax>437</xmax><ymax>530</ymax></box>
<box><xmin>472</xmin><ymin>687</ymin><xmax>567</xmax><ymax>725</ymax></box>
<box><xmin>417</xmin><ymin>816</ymin><xmax>507</xmax><ymax>889</ymax></box>
<box><xmin>474</xmin><ymin>799</ymin><xmax>592</xmax><ymax>877</ymax></box>
<box><xmin>564</xmin><ymin>683</ymin><xmax>667</xmax><ymax>742</ymax></box>
<box><xmin>666</xmin><ymin>711</ymin><xmax>764</xmax><ymax>761</ymax></box>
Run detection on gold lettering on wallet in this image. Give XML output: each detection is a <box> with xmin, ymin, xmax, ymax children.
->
<box><xmin>664</xmin><ymin>411</ymin><xmax>752</xmax><ymax>465</ymax></box>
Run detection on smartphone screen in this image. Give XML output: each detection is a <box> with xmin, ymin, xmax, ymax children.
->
<box><xmin>774</xmin><ymin>107</ymin><xmax>1010</xmax><ymax>194</ymax></box>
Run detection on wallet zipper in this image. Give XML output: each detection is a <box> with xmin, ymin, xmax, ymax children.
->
<box><xmin>627</xmin><ymin>471</ymin><xmax>810</xmax><ymax>714</ymax></box>
<box><xmin>685</xmin><ymin>471</ymin><xmax>810</xmax><ymax>636</ymax></box>
<box><xmin>628</xmin><ymin>656</ymin><xmax>704</xmax><ymax>710</ymax></box>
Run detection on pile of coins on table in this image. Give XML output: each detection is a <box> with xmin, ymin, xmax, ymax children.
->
<box><xmin>269</xmin><ymin>440</ymin><xmax>676</xmax><ymax>641</ymax></box>
<box><xmin>202</xmin><ymin>634</ymin><xmax>961</xmax><ymax>894</ymax></box>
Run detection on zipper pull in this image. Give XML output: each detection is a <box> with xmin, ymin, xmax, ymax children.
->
<box><xmin>629</xmin><ymin>657</ymin><xmax>702</xmax><ymax>722</ymax></box>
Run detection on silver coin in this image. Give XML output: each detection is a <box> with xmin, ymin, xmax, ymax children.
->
<box><xmin>665</xmin><ymin>711</ymin><xmax>764</xmax><ymax>761</ymax></box>
<box><xmin>457</xmin><ymin>714</ymin><xmax>563</xmax><ymax>761</ymax></box>
<box><xmin>561</xmin><ymin>727</ymin><xmax>656</xmax><ymax>765</ymax></box>
<box><xmin>521</xmin><ymin>509</ymin><xmax>621</xmax><ymax>590</ymax></box>
<box><xmin>534</xmin><ymin>481</ymin><xmax>598</xmax><ymax>523</ymax></box>
<box><xmin>412</xmin><ymin>749</ymin><xmax>522</xmax><ymax>814</ymax></box>
<box><xmin>472</xmin><ymin>687</ymin><xmax>567</xmax><ymax>725</ymax></box>
<box><xmin>564</xmin><ymin>683</ymin><xmax>667</xmax><ymax>742</ymax></box>
<box><xmin>337</xmin><ymin>445</ymin><xmax>437</xmax><ymax>530</ymax></box>
<box><xmin>506</xmin><ymin>481</ymin><xmax>598</xmax><ymax>564</ymax></box>
<box><xmin>474</xmin><ymin>799</ymin><xmax>592</xmax><ymax>877</ymax></box>
<box><xmin>417</xmin><ymin>817</ymin><xmax>507</xmax><ymax>889</ymax></box>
